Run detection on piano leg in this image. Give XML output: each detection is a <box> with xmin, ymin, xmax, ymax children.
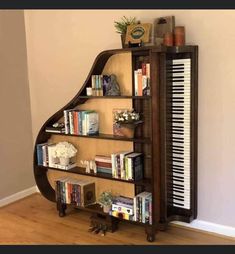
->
<box><xmin>145</xmin><ymin>225</ymin><xmax>156</xmax><ymax>242</ymax></box>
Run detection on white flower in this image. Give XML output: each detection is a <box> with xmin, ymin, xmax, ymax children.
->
<box><xmin>53</xmin><ymin>142</ymin><xmax>77</xmax><ymax>159</ymax></box>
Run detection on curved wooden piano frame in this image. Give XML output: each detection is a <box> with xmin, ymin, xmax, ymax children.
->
<box><xmin>33</xmin><ymin>45</ymin><xmax>198</xmax><ymax>242</ymax></box>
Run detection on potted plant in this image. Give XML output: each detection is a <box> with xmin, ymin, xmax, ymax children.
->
<box><xmin>113</xmin><ymin>109</ymin><xmax>143</xmax><ymax>138</ymax></box>
<box><xmin>52</xmin><ymin>141</ymin><xmax>77</xmax><ymax>166</ymax></box>
<box><xmin>114</xmin><ymin>16</ymin><xmax>138</xmax><ymax>48</ymax></box>
<box><xmin>98</xmin><ymin>191</ymin><xmax>114</xmax><ymax>213</ymax></box>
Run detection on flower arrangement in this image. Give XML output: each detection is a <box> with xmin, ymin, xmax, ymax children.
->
<box><xmin>52</xmin><ymin>142</ymin><xmax>77</xmax><ymax>159</ymax></box>
<box><xmin>113</xmin><ymin>109</ymin><xmax>140</xmax><ymax>124</ymax></box>
<box><xmin>98</xmin><ymin>191</ymin><xmax>114</xmax><ymax>207</ymax></box>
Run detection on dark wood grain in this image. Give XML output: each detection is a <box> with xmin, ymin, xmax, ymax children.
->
<box><xmin>33</xmin><ymin>45</ymin><xmax>198</xmax><ymax>242</ymax></box>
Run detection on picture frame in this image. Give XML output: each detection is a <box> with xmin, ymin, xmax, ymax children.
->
<box><xmin>125</xmin><ymin>23</ymin><xmax>152</xmax><ymax>45</ymax></box>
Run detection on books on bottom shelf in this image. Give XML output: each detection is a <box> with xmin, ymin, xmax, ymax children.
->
<box><xmin>111</xmin><ymin>151</ymin><xmax>143</xmax><ymax>181</ymax></box>
<box><xmin>55</xmin><ymin>176</ymin><xmax>96</xmax><ymax>207</ymax></box>
<box><xmin>109</xmin><ymin>192</ymin><xmax>152</xmax><ymax>224</ymax></box>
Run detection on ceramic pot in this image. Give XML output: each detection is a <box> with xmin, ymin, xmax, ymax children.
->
<box><xmin>103</xmin><ymin>205</ymin><xmax>112</xmax><ymax>213</ymax></box>
<box><xmin>113</xmin><ymin>123</ymin><xmax>137</xmax><ymax>138</ymax></box>
<box><xmin>59</xmin><ymin>157</ymin><xmax>70</xmax><ymax>166</ymax></box>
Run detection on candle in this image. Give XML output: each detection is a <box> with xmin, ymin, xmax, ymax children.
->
<box><xmin>86</xmin><ymin>87</ymin><xmax>93</xmax><ymax>96</ymax></box>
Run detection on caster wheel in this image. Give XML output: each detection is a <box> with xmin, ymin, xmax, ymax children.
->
<box><xmin>147</xmin><ymin>235</ymin><xmax>154</xmax><ymax>242</ymax></box>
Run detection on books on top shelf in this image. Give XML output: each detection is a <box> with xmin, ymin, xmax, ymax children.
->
<box><xmin>55</xmin><ymin>176</ymin><xmax>96</xmax><ymax>207</ymax></box>
<box><xmin>63</xmin><ymin>109</ymin><xmax>99</xmax><ymax>135</ymax></box>
<box><xmin>109</xmin><ymin>192</ymin><xmax>152</xmax><ymax>224</ymax></box>
<box><xmin>36</xmin><ymin>142</ymin><xmax>76</xmax><ymax>170</ymax></box>
<box><xmin>111</xmin><ymin>151</ymin><xmax>143</xmax><ymax>181</ymax></box>
<box><xmin>134</xmin><ymin>62</ymin><xmax>150</xmax><ymax>96</ymax></box>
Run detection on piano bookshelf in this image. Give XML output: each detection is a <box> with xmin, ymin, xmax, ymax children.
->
<box><xmin>34</xmin><ymin>45</ymin><xmax>198</xmax><ymax>242</ymax></box>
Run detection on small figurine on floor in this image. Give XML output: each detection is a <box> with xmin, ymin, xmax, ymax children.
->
<box><xmin>105</xmin><ymin>74</ymin><xmax>121</xmax><ymax>96</ymax></box>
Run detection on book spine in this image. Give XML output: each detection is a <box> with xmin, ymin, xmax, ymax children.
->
<box><xmin>134</xmin><ymin>70</ymin><xmax>138</xmax><ymax>96</ymax></box>
<box><xmin>124</xmin><ymin>156</ymin><xmax>129</xmax><ymax>180</ymax></box>
<box><xmin>149</xmin><ymin>197</ymin><xmax>152</xmax><ymax>225</ymax></box>
<box><xmin>36</xmin><ymin>145</ymin><xmax>43</xmax><ymax>166</ymax></box>
<box><xmin>78</xmin><ymin>112</ymin><xmax>82</xmax><ymax>135</ymax></box>
<box><xmin>91</xmin><ymin>75</ymin><xmax>96</xmax><ymax>96</ymax></box>
<box><xmin>127</xmin><ymin>157</ymin><xmax>133</xmax><ymax>180</ymax></box>
<box><xmin>142</xmin><ymin>63</ymin><xmax>146</xmax><ymax>75</ymax></box>
<box><xmin>42</xmin><ymin>145</ymin><xmax>48</xmax><ymax>166</ymax></box>
<box><xmin>111</xmin><ymin>154</ymin><xmax>117</xmax><ymax>178</ymax></box>
<box><xmin>139</xmin><ymin>196</ymin><xmax>142</xmax><ymax>222</ymax></box>
<box><xmin>95</xmin><ymin>161</ymin><xmax>112</xmax><ymax>168</ymax></box>
<box><xmin>69</xmin><ymin>111</ymin><xmax>74</xmax><ymax>134</ymax></box>
<box><xmin>142</xmin><ymin>196</ymin><xmax>145</xmax><ymax>223</ymax></box>
<box><xmin>133</xmin><ymin>196</ymin><xmax>137</xmax><ymax>221</ymax></box>
<box><xmin>137</xmin><ymin>69</ymin><xmax>143</xmax><ymax>96</ymax></box>
<box><xmin>73</xmin><ymin>111</ymin><xmax>78</xmax><ymax>135</ymax></box>
<box><xmin>120</xmin><ymin>153</ymin><xmax>125</xmax><ymax>179</ymax></box>
<box><xmin>64</xmin><ymin>110</ymin><xmax>69</xmax><ymax>134</ymax></box>
<box><xmin>116</xmin><ymin>154</ymin><xmax>121</xmax><ymax>179</ymax></box>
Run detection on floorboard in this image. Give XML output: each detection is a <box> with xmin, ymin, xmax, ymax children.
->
<box><xmin>0</xmin><ymin>194</ymin><xmax>234</xmax><ymax>245</ymax></box>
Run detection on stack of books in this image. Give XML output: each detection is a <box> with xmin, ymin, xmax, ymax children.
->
<box><xmin>63</xmin><ymin>110</ymin><xmax>99</xmax><ymax>135</ymax></box>
<box><xmin>36</xmin><ymin>142</ymin><xmax>76</xmax><ymax>170</ymax></box>
<box><xmin>111</xmin><ymin>151</ymin><xmax>143</xmax><ymax>181</ymax></box>
<box><xmin>94</xmin><ymin>155</ymin><xmax>112</xmax><ymax>175</ymax></box>
<box><xmin>91</xmin><ymin>75</ymin><xmax>104</xmax><ymax>96</ymax></box>
<box><xmin>134</xmin><ymin>62</ymin><xmax>150</xmax><ymax>96</ymax></box>
<box><xmin>109</xmin><ymin>193</ymin><xmax>152</xmax><ymax>224</ymax></box>
<box><xmin>45</xmin><ymin>126</ymin><xmax>65</xmax><ymax>133</ymax></box>
<box><xmin>55</xmin><ymin>176</ymin><xmax>96</xmax><ymax>207</ymax></box>
<box><xmin>110</xmin><ymin>196</ymin><xmax>134</xmax><ymax>221</ymax></box>
<box><xmin>133</xmin><ymin>192</ymin><xmax>152</xmax><ymax>224</ymax></box>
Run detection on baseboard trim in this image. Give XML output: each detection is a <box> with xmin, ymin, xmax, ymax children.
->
<box><xmin>0</xmin><ymin>186</ymin><xmax>38</xmax><ymax>208</ymax></box>
<box><xmin>171</xmin><ymin>220</ymin><xmax>235</xmax><ymax>238</ymax></box>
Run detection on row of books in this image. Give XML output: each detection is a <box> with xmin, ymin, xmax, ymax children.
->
<box><xmin>91</xmin><ymin>74</ymin><xmax>117</xmax><ymax>96</ymax></box>
<box><xmin>64</xmin><ymin>109</ymin><xmax>99</xmax><ymax>135</ymax></box>
<box><xmin>134</xmin><ymin>62</ymin><xmax>151</xmax><ymax>96</ymax></box>
<box><xmin>55</xmin><ymin>176</ymin><xmax>96</xmax><ymax>207</ymax></box>
<box><xmin>111</xmin><ymin>152</ymin><xmax>143</xmax><ymax>181</ymax></box>
<box><xmin>134</xmin><ymin>191</ymin><xmax>152</xmax><ymax>224</ymax></box>
<box><xmin>109</xmin><ymin>192</ymin><xmax>152</xmax><ymax>224</ymax></box>
<box><xmin>36</xmin><ymin>142</ymin><xmax>76</xmax><ymax>170</ymax></box>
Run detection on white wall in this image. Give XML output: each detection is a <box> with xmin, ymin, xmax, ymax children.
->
<box><xmin>0</xmin><ymin>10</ymin><xmax>35</xmax><ymax>199</ymax></box>
<box><xmin>24</xmin><ymin>10</ymin><xmax>235</xmax><ymax>229</ymax></box>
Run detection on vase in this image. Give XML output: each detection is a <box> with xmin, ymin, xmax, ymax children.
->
<box><xmin>113</xmin><ymin>122</ymin><xmax>136</xmax><ymax>138</ymax></box>
<box><xmin>121</xmin><ymin>34</ymin><xmax>127</xmax><ymax>48</ymax></box>
<box><xmin>59</xmin><ymin>157</ymin><xmax>70</xmax><ymax>166</ymax></box>
<box><xmin>103</xmin><ymin>205</ymin><xmax>111</xmax><ymax>213</ymax></box>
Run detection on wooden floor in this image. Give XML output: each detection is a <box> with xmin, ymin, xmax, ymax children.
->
<box><xmin>0</xmin><ymin>193</ymin><xmax>234</xmax><ymax>245</ymax></box>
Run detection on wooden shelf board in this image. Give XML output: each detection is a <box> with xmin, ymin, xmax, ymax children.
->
<box><xmin>78</xmin><ymin>95</ymin><xmax>151</xmax><ymax>99</ymax></box>
<box><xmin>73</xmin><ymin>203</ymin><xmax>149</xmax><ymax>226</ymax></box>
<box><xmin>38</xmin><ymin>165</ymin><xmax>151</xmax><ymax>186</ymax></box>
<box><xmin>45</xmin><ymin>132</ymin><xmax>151</xmax><ymax>144</ymax></box>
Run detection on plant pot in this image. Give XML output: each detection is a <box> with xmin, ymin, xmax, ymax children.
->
<box><xmin>113</xmin><ymin>122</ymin><xmax>137</xmax><ymax>138</ymax></box>
<box><xmin>103</xmin><ymin>205</ymin><xmax>112</xmax><ymax>213</ymax></box>
<box><xmin>59</xmin><ymin>157</ymin><xmax>70</xmax><ymax>166</ymax></box>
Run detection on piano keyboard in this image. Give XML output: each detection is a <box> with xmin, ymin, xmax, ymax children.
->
<box><xmin>166</xmin><ymin>58</ymin><xmax>191</xmax><ymax>210</ymax></box>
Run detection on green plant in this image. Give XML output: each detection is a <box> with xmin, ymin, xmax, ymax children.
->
<box><xmin>98</xmin><ymin>191</ymin><xmax>114</xmax><ymax>207</ymax></box>
<box><xmin>114</xmin><ymin>16</ymin><xmax>138</xmax><ymax>34</ymax></box>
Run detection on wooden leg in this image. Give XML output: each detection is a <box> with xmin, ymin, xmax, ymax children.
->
<box><xmin>57</xmin><ymin>199</ymin><xmax>67</xmax><ymax>217</ymax></box>
<box><xmin>145</xmin><ymin>225</ymin><xmax>156</xmax><ymax>242</ymax></box>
